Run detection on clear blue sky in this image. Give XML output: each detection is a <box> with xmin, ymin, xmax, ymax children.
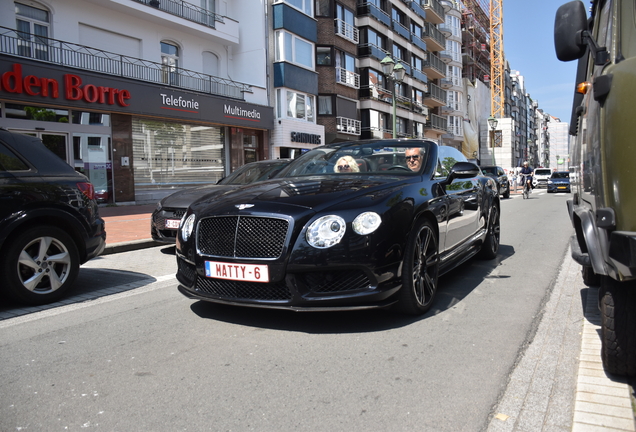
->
<box><xmin>502</xmin><ymin>0</ymin><xmax>579</xmax><ymax>123</ymax></box>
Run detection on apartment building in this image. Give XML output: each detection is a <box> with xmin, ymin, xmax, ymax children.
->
<box><xmin>0</xmin><ymin>0</ymin><xmax>272</xmax><ymax>204</ymax></box>
<box><xmin>309</xmin><ymin>0</ymin><xmax>450</xmax><ymax>144</ymax></box>
<box><xmin>548</xmin><ymin>117</ymin><xmax>569</xmax><ymax>170</ymax></box>
<box><xmin>440</xmin><ymin>0</ymin><xmax>464</xmax><ymax>151</ymax></box>
<box><xmin>268</xmin><ymin>0</ymin><xmax>325</xmax><ymax>158</ymax></box>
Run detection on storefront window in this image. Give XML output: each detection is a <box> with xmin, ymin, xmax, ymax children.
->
<box><xmin>5</xmin><ymin>103</ymin><xmax>69</xmax><ymax>122</ymax></box>
<box><xmin>132</xmin><ymin>118</ymin><xmax>225</xmax><ymax>193</ymax></box>
<box><xmin>72</xmin><ymin>111</ymin><xmax>110</xmax><ymax>126</ymax></box>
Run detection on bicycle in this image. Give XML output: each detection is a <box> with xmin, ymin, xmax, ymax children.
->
<box><xmin>521</xmin><ymin>174</ymin><xmax>532</xmax><ymax>199</ymax></box>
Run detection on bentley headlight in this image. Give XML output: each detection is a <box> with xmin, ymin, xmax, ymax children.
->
<box><xmin>307</xmin><ymin>215</ymin><xmax>346</xmax><ymax>249</ymax></box>
<box><xmin>181</xmin><ymin>213</ymin><xmax>196</xmax><ymax>242</ymax></box>
<box><xmin>353</xmin><ymin>212</ymin><xmax>381</xmax><ymax>235</ymax></box>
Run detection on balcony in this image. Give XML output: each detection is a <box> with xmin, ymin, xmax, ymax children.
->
<box><xmin>0</xmin><ymin>27</ymin><xmax>250</xmax><ymax>99</ymax></box>
<box><xmin>411</xmin><ymin>34</ymin><xmax>427</xmax><ymax>52</ymax></box>
<box><xmin>422</xmin><ymin>0</ymin><xmax>445</xmax><ymax>24</ymax></box>
<box><xmin>412</xmin><ymin>68</ymin><xmax>428</xmax><ymax>83</ymax></box>
<box><xmin>336</xmin><ymin>67</ymin><xmax>360</xmax><ymax>89</ymax></box>
<box><xmin>392</xmin><ymin>20</ymin><xmax>410</xmax><ymax>40</ymax></box>
<box><xmin>423</xmin><ymin>23</ymin><xmax>446</xmax><ymax>52</ymax></box>
<box><xmin>425</xmin><ymin>113</ymin><xmax>447</xmax><ymax>133</ymax></box>
<box><xmin>438</xmin><ymin>23</ymin><xmax>452</xmax><ymax>37</ymax></box>
<box><xmin>335</xmin><ymin>18</ymin><xmax>359</xmax><ymax>44</ymax></box>
<box><xmin>337</xmin><ymin>116</ymin><xmax>361</xmax><ymax>135</ymax></box>
<box><xmin>422</xmin><ymin>52</ymin><xmax>444</xmax><ymax>79</ymax></box>
<box><xmin>405</xmin><ymin>0</ymin><xmax>426</xmax><ymax>19</ymax></box>
<box><xmin>358</xmin><ymin>43</ymin><xmax>389</xmax><ymax>62</ymax></box>
<box><xmin>439</xmin><ymin>52</ymin><xmax>452</xmax><ymax>63</ymax></box>
<box><xmin>424</xmin><ymin>82</ymin><xmax>446</xmax><ymax>107</ymax></box>
<box><xmin>440</xmin><ymin>78</ymin><xmax>452</xmax><ymax>89</ymax></box>
<box><xmin>357</xmin><ymin>2</ymin><xmax>391</xmax><ymax>27</ymax></box>
<box><xmin>132</xmin><ymin>0</ymin><xmax>223</xmax><ymax>28</ymax></box>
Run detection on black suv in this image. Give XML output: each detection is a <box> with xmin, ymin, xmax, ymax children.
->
<box><xmin>0</xmin><ymin>128</ymin><xmax>106</xmax><ymax>305</ymax></box>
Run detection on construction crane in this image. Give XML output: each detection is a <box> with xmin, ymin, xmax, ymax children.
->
<box><xmin>490</xmin><ymin>0</ymin><xmax>504</xmax><ymax>118</ymax></box>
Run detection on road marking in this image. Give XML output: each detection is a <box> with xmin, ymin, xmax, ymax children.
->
<box><xmin>0</xmin><ymin>274</ymin><xmax>176</xmax><ymax>328</ymax></box>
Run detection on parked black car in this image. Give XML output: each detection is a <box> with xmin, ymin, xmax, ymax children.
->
<box><xmin>546</xmin><ymin>171</ymin><xmax>571</xmax><ymax>193</ymax></box>
<box><xmin>0</xmin><ymin>128</ymin><xmax>106</xmax><ymax>305</ymax></box>
<box><xmin>175</xmin><ymin>139</ymin><xmax>500</xmax><ymax>315</ymax></box>
<box><xmin>152</xmin><ymin>159</ymin><xmax>291</xmax><ymax>244</ymax></box>
<box><xmin>480</xmin><ymin>165</ymin><xmax>510</xmax><ymax>198</ymax></box>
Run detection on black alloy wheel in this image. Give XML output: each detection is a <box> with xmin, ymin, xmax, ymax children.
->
<box><xmin>396</xmin><ymin>219</ymin><xmax>440</xmax><ymax>315</ymax></box>
<box><xmin>478</xmin><ymin>205</ymin><xmax>500</xmax><ymax>260</ymax></box>
<box><xmin>2</xmin><ymin>226</ymin><xmax>80</xmax><ymax>305</ymax></box>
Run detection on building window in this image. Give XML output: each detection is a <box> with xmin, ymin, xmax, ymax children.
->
<box><xmin>446</xmin><ymin>15</ymin><xmax>461</xmax><ymax>38</ymax></box>
<box><xmin>318</xmin><ymin>95</ymin><xmax>333</xmax><ymax>115</ymax></box>
<box><xmin>275</xmin><ymin>0</ymin><xmax>312</xmax><ymax>16</ymax></box>
<box><xmin>392</xmin><ymin>43</ymin><xmax>405</xmax><ymax>63</ymax></box>
<box><xmin>336</xmin><ymin>4</ymin><xmax>354</xmax><ymax>26</ymax></box>
<box><xmin>161</xmin><ymin>41</ymin><xmax>179</xmax><ymax>85</ymax></box>
<box><xmin>367</xmin><ymin>29</ymin><xmax>386</xmax><ymax>50</ymax></box>
<box><xmin>277</xmin><ymin>89</ymin><xmax>315</xmax><ymax>122</ymax></box>
<box><xmin>445</xmin><ymin>39</ymin><xmax>461</xmax><ymax>62</ymax></box>
<box><xmin>412</xmin><ymin>89</ymin><xmax>424</xmax><ymax>105</ymax></box>
<box><xmin>15</xmin><ymin>2</ymin><xmax>50</xmax><ymax>60</ymax></box>
<box><xmin>368</xmin><ymin>109</ymin><xmax>388</xmax><ymax>138</ymax></box>
<box><xmin>315</xmin><ymin>0</ymin><xmax>330</xmax><ymax>16</ymax></box>
<box><xmin>391</xmin><ymin>7</ymin><xmax>405</xmax><ymax>26</ymax></box>
<box><xmin>396</xmin><ymin>117</ymin><xmax>407</xmax><ymax>136</ymax></box>
<box><xmin>411</xmin><ymin>54</ymin><xmax>423</xmax><ymax>71</ymax></box>
<box><xmin>411</xmin><ymin>22</ymin><xmax>422</xmax><ymax>39</ymax></box>
<box><xmin>316</xmin><ymin>46</ymin><xmax>332</xmax><ymax>65</ymax></box>
<box><xmin>368</xmin><ymin>69</ymin><xmax>388</xmax><ymax>101</ymax></box>
<box><xmin>275</xmin><ymin>31</ymin><xmax>314</xmax><ymax>70</ymax></box>
<box><xmin>335</xmin><ymin>49</ymin><xmax>358</xmax><ymax>88</ymax></box>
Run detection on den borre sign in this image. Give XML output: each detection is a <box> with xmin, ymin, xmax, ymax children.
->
<box><xmin>0</xmin><ymin>59</ymin><xmax>274</xmax><ymax>129</ymax></box>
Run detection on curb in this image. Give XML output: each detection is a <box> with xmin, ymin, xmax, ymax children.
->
<box><xmin>102</xmin><ymin>239</ymin><xmax>164</xmax><ymax>256</ymax></box>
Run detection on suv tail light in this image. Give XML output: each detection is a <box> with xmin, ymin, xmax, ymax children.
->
<box><xmin>77</xmin><ymin>182</ymin><xmax>95</xmax><ymax>200</ymax></box>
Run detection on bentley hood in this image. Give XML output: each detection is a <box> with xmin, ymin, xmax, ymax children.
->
<box><xmin>189</xmin><ymin>175</ymin><xmax>413</xmax><ymax>216</ymax></box>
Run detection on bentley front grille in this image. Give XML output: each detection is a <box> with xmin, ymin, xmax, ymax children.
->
<box><xmin>198</xmin><ymin>216</ymin><xmax>289</xmax><ymax>259</ymax></box>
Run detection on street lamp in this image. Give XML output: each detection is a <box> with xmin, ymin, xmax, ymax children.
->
<box><xmin>488</xmin><ymin>115</ymin><xmax>498</xmax><ymax>166</ymax></box>
<box><xmin>381</xmin><ymin>55</ymin><xmax>406</xmax><ymax>138</ymax></box>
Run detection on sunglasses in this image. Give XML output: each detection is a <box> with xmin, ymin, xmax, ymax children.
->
<box><xmin>337</xmin><ymin>164</ymin><xmax>351</xmax><ymax>171</ymax></box>
<box><xmin>405</xmin><ymin>155</ymin><xmax>420</xmax><ymax>161</ymax></box>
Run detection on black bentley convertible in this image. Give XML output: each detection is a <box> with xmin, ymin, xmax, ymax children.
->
<box><xmin>175</xmin><ymin>139</ymin><xmax>500</xmax><ymax>315</ymax></box>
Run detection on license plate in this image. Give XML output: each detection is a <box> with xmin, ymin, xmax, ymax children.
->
<box><xmin>557</xmin><ymin>186</ymin><xmax>566</xmax><ymax>189</ymax></box>
<box><xmin>165</xmin><ymin>219</ymin><xmax>181</xmax><ymax>229</ymax></box>
<box><xmin>205</xmin><ymin>261</ymin><xmax>269</xmax><ymax>283</ymax></box>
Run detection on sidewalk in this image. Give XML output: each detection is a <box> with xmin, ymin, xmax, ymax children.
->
<box><xmin>100</xmin><ymin>204</ymin><xmax>161</xmax><ymax>255</ymax></box>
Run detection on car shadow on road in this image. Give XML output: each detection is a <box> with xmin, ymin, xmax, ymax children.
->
<box><xmin>0</xmin><ymin>268</ymin><xmax>156</xmax><ymax>320</ymax></box>
<box><xmin>188</xmin><ymin>244</ymin><xmax>516</xmax><ymax>333</ymax></box>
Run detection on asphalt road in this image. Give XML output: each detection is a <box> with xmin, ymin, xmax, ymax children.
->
<box><xmin>0</xmin><ymin>190</ymin><xmax>575</xmax><ymax>432</ymax></box>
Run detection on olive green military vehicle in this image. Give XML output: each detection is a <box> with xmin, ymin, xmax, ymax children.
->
<box><xmin>555</xmin><ymin>0</ymin><xmax>636</xmax><ymax>376</ymax></box>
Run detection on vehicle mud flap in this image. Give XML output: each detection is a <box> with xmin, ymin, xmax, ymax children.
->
<box><xmin>573</xmin><ymin>207</ymin><xmax>608</xmax><ymax>276</ymax></box>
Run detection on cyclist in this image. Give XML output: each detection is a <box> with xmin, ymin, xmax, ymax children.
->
<box><xmin>519</xmin><ymin>161</ymin><xmax>533</xmax><ymax>193</ymax></box>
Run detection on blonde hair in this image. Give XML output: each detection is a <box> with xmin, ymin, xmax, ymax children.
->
<box><xmin>334</xmin><ymin>155</ymin><xmax>360</xmax><ymax>173</ymax></box>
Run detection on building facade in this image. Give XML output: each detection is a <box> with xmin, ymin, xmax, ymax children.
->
<box><xmin>0</xmin><ymin>0</ymin><xmax>273</xmax><ymax>204</ymax></box>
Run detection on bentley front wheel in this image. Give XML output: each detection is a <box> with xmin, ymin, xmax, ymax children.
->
<box><xmin>396</xmin><ymin>219</ymin><xmax>440</xmax><ymax>315</ymax></box>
